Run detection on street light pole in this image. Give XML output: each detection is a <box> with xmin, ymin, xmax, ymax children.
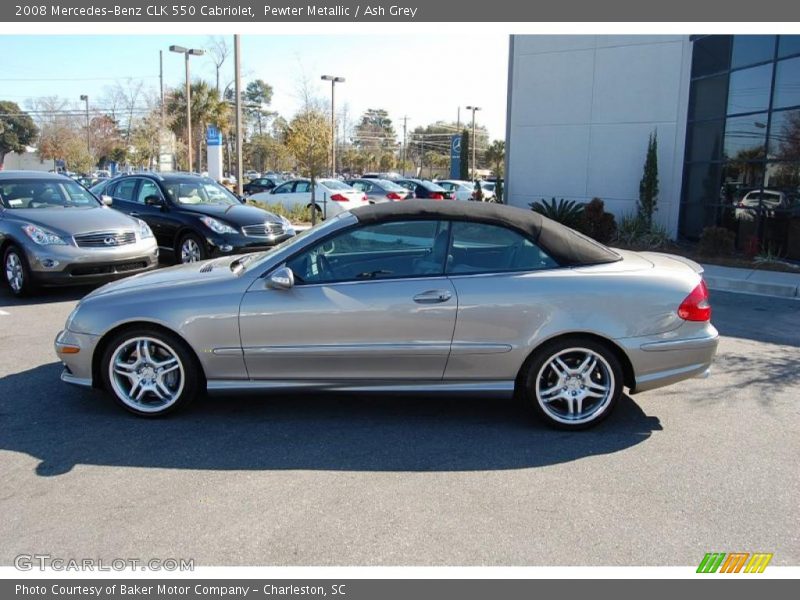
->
<box><xmin>466</xmin><ymin>105</ymin><xmax>481</xmax><ymax>180</ymax></box>
<box><xmin>321</xmin><ymin>75</ymin><xmax>345</xmax><ymax>177</ymax></box>
<box><xmin>79</xmin><ymin>95</ymin><xmax>90</xmax><ymax>155</ymax></box>
<box><xmin>234</xmin><ymin>34</ymin><xmax>243</xmax><ymax>197</ymax></box>
<box><xmin>170</xmin><ymin>45</ymin><xmax>204</xmax><ymax>173</ymax></box>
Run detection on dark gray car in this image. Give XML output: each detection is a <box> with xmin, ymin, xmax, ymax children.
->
<box><xmin>0</xmin><ymin>171</ymin><xmax>159</xmax><ymax>296</ymax></box>
<box><xmin>345</xmin><ymin>178</ymin><xmax>411</xmax><ymax>203</ymax></box>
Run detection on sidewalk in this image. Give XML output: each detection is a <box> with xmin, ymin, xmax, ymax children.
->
<box><xmin>702</xmin><ymin>263</ymin><xmax>800</xmax><ymax>299</ymax></box>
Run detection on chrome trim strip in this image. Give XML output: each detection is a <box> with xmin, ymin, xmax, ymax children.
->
<box><xmin>640</xmin><ymin>335</ymin><xmax>719</xmax><ymax>352</ymax></box>
<box><xmin>212</xmin><ymin>347</ymin><xmax>244</xmax><ymax>356</ymax></box>
<box><xmin>241</xmin><ymin>343</ymin><xmax>452</xmax><ymax>357</ymax></box>
<box><xmin>207</xmin><ymin>380</ymin><xmax>515</xmax><ymax>394</ymax></box>
<box><xmin>450</xmin><ymin>343</ymin><xmax>512</xmax><ymax>355</ymax></box>
<box><xmin>60</xmin><ymin>370</ymin><xmax>93</xmax><ymax>388</ymax></box>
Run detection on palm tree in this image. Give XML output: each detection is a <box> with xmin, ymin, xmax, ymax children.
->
<box><xmin>485</xmin><ymin>140</ymin><xmax>505</xmax><ymax>178</ymax></box>
<box><xmin>166</xmin><ymin>81</ymin><xmax>230</xmax><ymax>171</ymax></box>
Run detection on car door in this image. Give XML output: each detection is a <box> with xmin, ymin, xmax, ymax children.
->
<box><xmin>268</xmin><ymin>181</ymin><xmax>298</xmax><ymax>206</ymax></box>
<box><xmin>106</xmin><ymin>178</ymin><xmax>140</xmax><ymax>219</ymax></box>
<box><xmin>133</xmin><ymin>178</ymin><xmax>180</xmax><ymax>250</ymax></box>
<box><xmin>442</xmin><ymin>221</ymin><xmax>561</xmax><ymax>381</ymax></box>
<box><xmin>238</xmin><ymin>219</ymin><xmax>457</xmax><ymax>381</ymax></box>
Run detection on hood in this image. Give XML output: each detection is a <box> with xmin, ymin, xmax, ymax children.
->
<box><xmin>83</xmin><ymin>255</ymin><xmax>247</xmax><ymax>299</ymax></box>
<box><xmin>4</xmin><ymin>206</ymin><xmax>139</xmax><ymax>236</ymax></box>
<box><xmin>176</xmin><ymin>202</ymin><xmax>281</xmax><ymax>226</ymax></box>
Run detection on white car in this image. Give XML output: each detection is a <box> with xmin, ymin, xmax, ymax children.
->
<box><xmin>251</xmin><ymin>178</ymin><xmax>368</xmax><ymax>218</ymax></box>
<box><xmin>244</xmin><ymin>170</ymin><xmax>260</xmax><ymax>180</ymax></box>
<box><xmin>437</xmin><ymin>180</ymin><xmax>475</xmax><ymax>202</ymax></box>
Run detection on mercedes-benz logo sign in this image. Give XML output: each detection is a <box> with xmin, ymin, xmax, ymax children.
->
<box><xmin>103</xmin><ymin>236</ymin><xmax>118</xmax><ymax>246</ymax></box>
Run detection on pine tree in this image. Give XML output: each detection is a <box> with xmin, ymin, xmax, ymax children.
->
<box><xmin>459</xmin><ymin>129</ymin><xmax>469</xmax><ymax>180</ymax></box>
<box><xmin>638</xmin><ymin>131</ymin><xmax>659</xmax><ymax>230</ymax></box>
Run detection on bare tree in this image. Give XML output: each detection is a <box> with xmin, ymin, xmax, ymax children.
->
<box><xmin>207</xmin><ymin>36</ymin><xmax>231</xmax><ymax>93</ymax></box>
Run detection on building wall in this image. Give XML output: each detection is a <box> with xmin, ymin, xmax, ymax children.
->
<box><xmin>506</xmin><ymin>35</ymin><xmax>694</xmax><ymax>237</ymax></box>
<box><xmin>2</xmin><ymin>149</ymin><xmax>52</xmax><ymax>172</ymax></box>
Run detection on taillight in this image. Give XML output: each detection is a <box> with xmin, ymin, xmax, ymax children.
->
<box><xmin>386</xmin><ymin>192</ymin><xmax>403</xmax><ymax>200</ymax></box>
<box><xmin>429</xmin><ymin>192</ymin><xmax>444</xmax><ymax>200</ymax></box>
<box><xmin>330</xmin><ymin>193</ymin><xmax>348</xmax><ymax>202</ymax></box>
<box><xmin>678</xmin><ymin>280</ymin><xmax>711</xmax><ymax>321</ymax></box>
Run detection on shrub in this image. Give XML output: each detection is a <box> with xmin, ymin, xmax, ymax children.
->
<box><xmin>578</xmin><ymin>198</ymin><xmax>617</xmax><ymax>244</ymax></box>
<box><xmin>697</xmin><ymin>226</ymin><xmax>735</xmax><ymax>257</ymax></box>
<box><xmin>530</xmin><ymin>197</ymin><xmax>584</xmax><ymax>230</ymax></box>
<box><xmin>247</xmin><ymin>200</ymin><xmax>312</xmax><ymax>223</ymax></box>
<box><xmin>614</xmin><ymin>213</ymin><xmax>671</xmax><ymax>249</ymax></box>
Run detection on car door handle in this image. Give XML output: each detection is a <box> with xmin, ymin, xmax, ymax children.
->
<box><xmin>129</xmin><ymin>212</ymin><xmax>140</xmax><ymax>217</ymax></box>
<box><xmin>413</xmin><ymin>290</ymin><xmax>452</xmax><ymax>304</ymax></box>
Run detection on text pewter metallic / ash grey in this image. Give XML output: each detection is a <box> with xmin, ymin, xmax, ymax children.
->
<box><xmin>55</xmin><ymin>201</ymin><xmax>718</xmax><ymax>429</ymax></box>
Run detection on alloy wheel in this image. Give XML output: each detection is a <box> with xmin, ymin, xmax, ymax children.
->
<box><xmin>534</xmin><ymin>347</ymin><xmax>615</xmax><ymax>425</ymax></box>
<box><xmin>180</xmin><ymin>238</ymin><xmax>202</xmax><ymax>263</ymax></box>
<box><xmin>5</xmin><ymin>251</ymin><xmax>24</xmax><ymax>294</ymax></box>
<box><xmin>108</xmin><ymin>336</ymin><xmax>185</xmax><ymax>413</ymax></box>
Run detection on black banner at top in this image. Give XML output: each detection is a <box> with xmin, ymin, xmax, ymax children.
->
<box><xmin>2</xmin><ymin>0</ymin><xmax>800</xmax><ymax>22</ymax></box>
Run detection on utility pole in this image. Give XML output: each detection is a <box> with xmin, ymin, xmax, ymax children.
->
<box><xmin>321</xmin><ymin>75</ymin><xmax>345</xmax><ymax>177</ymax></box>
<box><xmin>79</xmin><ymin>95</ymin><xmax>90</xmax><ymax>155</ymax></box>
<box><xmin>234</xmin><ymin>34</ymin><xmax>243</xmax><ymax>196</ymax></box>
<box><xmin>456</xmin><ymin>106</ymin><xmax>460</xmax><ymax>132</ymax></box>
<box><xmin>466</xmin><ymin>105</ymin><xmax>481</xmax><ymax>180</ymax></box>
<box><xmin>401</xmin><ymin>116</ymin><xmax>408</xmax><ymax>177</ymax></box>
<box><xmin>169</xmin><ymin>45</ymin><xmax>204</xmax><ymax>172</ymax></box>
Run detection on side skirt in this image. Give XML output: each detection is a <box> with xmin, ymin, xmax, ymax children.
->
<box><xmin>206</xmin><ymin>380</ymin><xmax>516</xmax><ymax>398</ymax></box>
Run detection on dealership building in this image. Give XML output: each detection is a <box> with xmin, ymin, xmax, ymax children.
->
<box><xmin>505</xmin><ymin>35</ymin><xmax>800</xmax><ymax>259</ymax></box>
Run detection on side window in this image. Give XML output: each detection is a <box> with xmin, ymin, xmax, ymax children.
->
<box><xmin>113</xmin><ymin>179</ymin><xmax>138</xmax><ymax>202</ymax></box>
<box><xmin>350</xmin><ymin>181</ymin><xmax>365</xmax><ymax>191</ymax></box>
<box><xmin>286</xmin><ymin>220</ymin><xmax>448</xmax><ymax>284</ymax></box>
<box><xmin>273</xmin><ymin>182</ymin><xmax>293</xmax><ymax>194</ymax></box>
<box><xmin>447</xmin><ymin>221</ymin><xmax>558</xmax><ymax>275</ymax></box>
<box><xmin>294</xmin><ymin>181</ymin><xmax>311</xmax><ymax>193</ymax></box>
<box><xmin>136</xmin><ymin>180</ymin><xmax>162</xmax><ymax>204</ymax></box>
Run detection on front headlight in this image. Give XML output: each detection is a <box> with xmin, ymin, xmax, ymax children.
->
<box><xmin>136</xmin><ymin>218</ymin><xmax>154</xmax><ymax>239</ymax></box>
<box><xmin>22</xmin><ymin>224</ymin><xmax>67</xmax><ymax>245</ymax></box>
<box><xmin>279</xmin><ymin>215</ymin><xmax>295</xmax><ymax>234</ymax></box>
<box><xmin>200</xmin><ymin>216</ymin><xmax>237</xmax><ymax>235</ymax></box>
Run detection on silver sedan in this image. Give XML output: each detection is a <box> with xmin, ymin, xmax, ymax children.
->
<box><xmin>55</xmin><ymin>201</ymin><xmax>718</xmax><ymax>429</ymax></box>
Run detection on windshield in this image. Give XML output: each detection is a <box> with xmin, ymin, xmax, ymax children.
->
<box><xmin>165</xmin><ymin>180</ymin><xmax>240</xmax><ymax>206</ymax></box>
<box><xmin>0</xmin><ymin>179</ymin><xmax>100</xmax><ymax>209</ymax></box>
<box><xmin>375</xmin><ymin>179</ymin><xmax>407</xmax><ymax>191</ymax></box>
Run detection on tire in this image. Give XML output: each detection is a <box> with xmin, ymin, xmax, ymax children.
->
<box><xmin>101</xmin><ymin>327</ymin><xmax>202</xmax><ymax>417</ymax></box>
<box><xmin>522</xmin><ymin>337</ymin><xmax>623</xmax><ymax>430</ymax></box>
<box><xmin>177</xmin><ymin>232</ymin><xmax>207</xmax><ymax>264</ymax></box>
<box><xmin>3</xmin><ymin>244</ymin><xmax>36</xmax><ymax>297</ymax></box>
<box><xmin>306</xmin><ymin>203</ymin><xmax>324</xmax><ymax>220</ymax></box>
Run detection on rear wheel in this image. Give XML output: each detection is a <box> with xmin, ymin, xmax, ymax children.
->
<box><xmin>523</xmin><ymin>337</ymin><xmax>623</xmax><ymax>430</ymax></box>
<box><xmin>3</xmin><ymin>244</ymin><xmax>35</xmax><ymax>297</ymax></box>
<box><xmin>101</xmin><ymin>328</ymin><xmax>201</xmax><ymax>417</ymax></box>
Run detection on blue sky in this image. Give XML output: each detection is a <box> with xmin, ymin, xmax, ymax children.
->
<box><xmin>0</xmin><ymin>35</ymin><xmax>509</xmax><ymax>140</ymax></box>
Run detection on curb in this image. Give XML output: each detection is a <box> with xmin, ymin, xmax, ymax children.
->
<box><xmin>704</xmin><ymin>275</ymin><xmax>799</xmax><ymax>299</ymax></box>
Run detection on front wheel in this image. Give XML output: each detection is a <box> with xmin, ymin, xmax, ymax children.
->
<box><xmin>101</xmin><ymin>328</ymin><xmax>202</xmax><ymax>417</ymax></box>
<box><xmin>3</xmin><ymin>244</ymin><xmax>36</xmax><ymax>297</ymax></box>
<box><xmin>522</xmin><ymin>337</ymin><xmax>623</xmax><ymax>430</ymax></box>
<box><xmin>177</xmin><ymin>232</ymin><xmax>207</xmax><ymax>264</ymax></box>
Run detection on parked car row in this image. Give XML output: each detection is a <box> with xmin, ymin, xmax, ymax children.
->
<box><xmin>0</xmin><ymin>171</ymin><xmax>295</xmax><ymax>296</ymax></box>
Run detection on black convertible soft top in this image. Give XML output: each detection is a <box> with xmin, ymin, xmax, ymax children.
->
<box><xmin>350</xmin><ymin>200</ymin><xmax>621</xmax><ymax>267</ymax></box>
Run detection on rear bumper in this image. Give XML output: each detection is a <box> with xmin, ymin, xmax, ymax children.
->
<box><xmin>620</xmin><ymin>323</ymin><xmax>719</xmax><ymax>394</ymax></box>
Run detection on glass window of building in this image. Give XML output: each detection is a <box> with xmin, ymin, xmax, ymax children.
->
<box><xmin>778</xmin><ymin>35</ymin><xmax>800</xmax><ymax>59</ymax></box>
<box><xmin>723</xmin><ymin>114</ymin><xmax>768</xmax><ymax>161</ymax></box>
<box><xmin>773</xmin><ymin>56</ymin><xmax>800</xmax><ymax>110</ymax></box>
<box><xmin>768</xmin><ymin>109</ymin><xmax>800</xmax><ymax>161</ymax></box>
<box><xmin>692</xmin><ymin>36</ymin><xmax>732</xmax><ymax>78</ymax></box>
<box><xmin>687</xmin><ymin>119</ymin><xmax>725</xmax><ymax>163</ymax></box>
<box><xmin>727</xmin><ymin>64</ymin><xmax>773</xmax><ymax>115</ymax></box>
<box><xmin>731</xmin><ymin>35</ymin><xmax>776</xmax><ymax>69</ymax></box>
<box><xmin>689</xmin><ymin>75</ymin><xmax>728</xmax><ymax>121</ymax></box>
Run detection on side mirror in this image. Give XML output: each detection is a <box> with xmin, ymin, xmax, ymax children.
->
<box><xmin>267</xmin><ymin>266</ymin><xmax>294</xmax><ymax>290</ymax></box>
<box><xmin>144</xmin><ymin>195</ymin><xmax>164</xmax><ymax>207</ymax></box>
<box><xmin>101</xmin><ymin>195</ymin><xmax>113</xmax><ymax>206</ymax></box>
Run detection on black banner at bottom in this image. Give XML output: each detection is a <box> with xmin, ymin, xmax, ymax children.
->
<box><xmin>2</xmin><ymin>579</ymin><xmax>795</xmax><ymax>600</ymax></box>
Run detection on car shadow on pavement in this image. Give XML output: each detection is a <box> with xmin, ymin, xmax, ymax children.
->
<box><xmin>0</xmin><ymin>286</ymin><xmax>95</xmax><ymax>308</ymax></box>
<box><xmin>0</xmin><ymin>363</ymin><xmax>663</xmax><ymax>477</ymax></box>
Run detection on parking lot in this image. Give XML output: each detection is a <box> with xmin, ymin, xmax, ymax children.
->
<box><xmin>0</xmin><ymin>285</ymin><xmax>798</xmax><ymax>566</ymax></box>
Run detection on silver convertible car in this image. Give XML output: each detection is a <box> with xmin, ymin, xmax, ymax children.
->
<box><xmin>55</xmin><ymin>201</ymin><xmax>718</xmax><ymax>429</ymax></box>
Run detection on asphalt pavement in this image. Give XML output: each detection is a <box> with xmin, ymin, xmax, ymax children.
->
<box><xmin>0</xmin><ymin>286</ymin><xmax>798</xmax><ymax>566</ymax></box>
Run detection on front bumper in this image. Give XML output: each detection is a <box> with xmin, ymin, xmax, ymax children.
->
<box><xmin>28</xmin><ymin>240</ymin><xmax>160</xmax><ymax>287</ymax></box>
<box><xmin>619</xmin><ymin>322</ymin><xmax>720</xmax><ymax>394</ymax></box>
<box><xmin>205</xmin><ymin>231</ymin><xmax>295</xmax><ymax>257</ymax></box>
<box><xmin>55</xmin><ymin>329</ymin><xmax>101</xmax><ymax>387</ymax></box>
